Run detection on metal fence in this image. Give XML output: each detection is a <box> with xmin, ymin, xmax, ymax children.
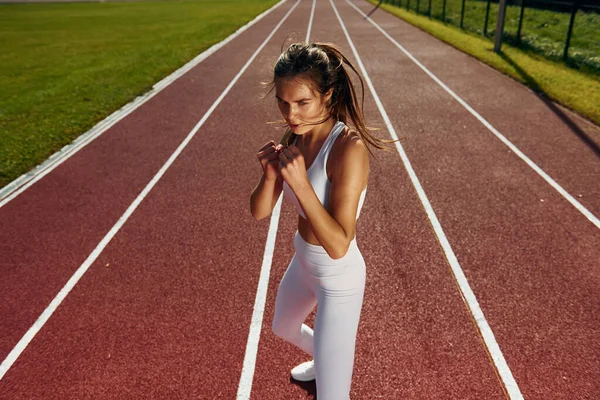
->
<box><xmin>380</xmin><ymin>0</ymin><xmax>600</xmax><ymax>72</ymax></box>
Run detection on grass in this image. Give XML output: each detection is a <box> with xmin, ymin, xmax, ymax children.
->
<box><xmin>386</xmin><ymin>0</ymin><xmax>600</xmax><ymax>74</ymax></box>
<box><xmin>0</xmin><ymin>0</ymin><xmax>278</xmax><ymax>189</ymax></box>
<box><xmin>366</xmin><ymin>0</ymin><xmax>600</xmax><ymax>126</ymax></box>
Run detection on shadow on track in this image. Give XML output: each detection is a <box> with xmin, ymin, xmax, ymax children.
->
<box><xmin>498</xmin><ymin>52</ymin><xmax>600</xmax><ymax>159</ymax></box>
<box><xmin>366</xmin><ymin>0</ymin><xmax>383</xmax><ymax>19</ymax></box>
<box><xmin>290</xmin><ymin>377</ymin><xmax>317</xmax><ymax>399</ymax></box>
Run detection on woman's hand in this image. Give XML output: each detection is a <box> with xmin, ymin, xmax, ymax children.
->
<box><xmin>256</xmin><ymin>140</ymin><xmax>282</xmax><ymax>182</ymax></box>
<box><xmin>278</xmin><ymin>145</ymin><xmax>309</xmax><ymax>191</ymax></box>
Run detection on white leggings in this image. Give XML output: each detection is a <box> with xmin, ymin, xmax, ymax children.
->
<box><xmin>272</xmin><ymin>230</ymin><xmax>366</xmax><ymax>400</ymax></box>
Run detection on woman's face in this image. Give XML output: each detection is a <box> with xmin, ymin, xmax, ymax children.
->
<box><xmin>275</xmin><ymin>77</ymin><xmax>331</xmax><ymax>135</ymax></box>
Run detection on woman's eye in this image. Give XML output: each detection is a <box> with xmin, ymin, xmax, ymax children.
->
<box><xmin>299</xmin><ymin>102</ymin><xmax>308</xmax><ymax>106</ymax></box>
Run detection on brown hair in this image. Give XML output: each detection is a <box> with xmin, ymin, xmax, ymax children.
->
<box><xmin>267</xmin><ymin>42</ymin><xmax>399</xmax><ymax>159</ymax></box>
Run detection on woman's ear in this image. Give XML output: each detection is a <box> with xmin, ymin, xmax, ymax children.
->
<box><xmin>324</xmin><ymin>88</ymin><xmax>334</xmax><ymax>103</ymax></box>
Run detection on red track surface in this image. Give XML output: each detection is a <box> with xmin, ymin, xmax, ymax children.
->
<box><xmin>1</xmin><ymin>0</ymin><xmax>599</xmax><ymax>399</ymax></box>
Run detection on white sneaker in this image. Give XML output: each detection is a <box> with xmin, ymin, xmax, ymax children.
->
<box><xmin>290</xmin><ymin>360</ymin><xmax>315</xmax><ymax>381</ymax></box>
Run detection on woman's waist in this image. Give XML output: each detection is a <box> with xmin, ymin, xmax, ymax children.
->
<box><xmin>293</xmin><ymin>229</ymin><xmax>360</xmax><ymax>259</ymax></box>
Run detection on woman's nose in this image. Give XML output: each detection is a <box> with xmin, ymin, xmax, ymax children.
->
<box><xmin>285</xmin><ymin>106</ymin><xmax>297</xmax><ymax>121</ymax></box>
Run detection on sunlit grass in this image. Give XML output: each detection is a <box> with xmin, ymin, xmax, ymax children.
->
<box><xmin>0</xmin><ymin>0</ymin><xmax>278</xmax><ymax>188</ymax></box>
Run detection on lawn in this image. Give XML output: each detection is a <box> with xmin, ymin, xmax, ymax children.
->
<box><xmin>389</xmin><ymin>0</ymin><xmax>600</xmax><ymax>74</ymax></box>
<box><xmin>0</xmin><ymin>0</ymin><xmax>278</xmax><ymax>189</ymax></box>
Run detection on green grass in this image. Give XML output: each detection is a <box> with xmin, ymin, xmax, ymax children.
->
<box><xmin>386</xmin><ymin>0</ymin><xmax>600</xmax><ymax>74</ymax></box>
<box><xmin>500</xmin><ymin>6</ymin><xmax>599</xmax><ymax>74</ymax></box>
<box><xmin>367</xmin><ymin>0</ymin><xmax>600</xmax><ymax>126</ymax></box>
<box><xmin>0</xmin><ymin>0</ymin><xmax>278</xmax><ymax>189</ymax></box>
<box><xmin>386</xmin><ymin>0</ymin><xmax>600</xmax><ymax>75</ymax></box>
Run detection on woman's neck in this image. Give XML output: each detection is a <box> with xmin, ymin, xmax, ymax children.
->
<box><xmin>301</xmin><ymin>117</ymin><xmax>336</xmax><ymax>147</ymax></box>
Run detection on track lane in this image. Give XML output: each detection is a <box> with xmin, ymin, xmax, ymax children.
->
<box><xmin>2</xmin><ymin>0</ymin><xmax>598</xmax><ymax>398</ymax></box>
<box><xmin>250</xmin><ymin>1</ymin><xmax>509</xmax><ymax>398</ymax></box>
<box><xmin>0</xmin><ymin>0</ymin><xmax>292</xmax><ymax>364</ymax></box>
<box><xmin>337</xmin><ymin>1</ymin><xmax>600</xmax><ymax>398</ymax></box>
<box><xmin>0</xmin><ymin>0</ymin><xmax>314</xmax><ymax>398</ymax></box>
<box><xmin>350</xmin><ymin>0</ymin><xmax>600</xmax><ymax>220</ymax></box>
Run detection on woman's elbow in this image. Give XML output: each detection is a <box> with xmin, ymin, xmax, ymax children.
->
<box><xmin>250</xmin><ymin>206</ymin><xmax>262</xmax><ymax>221</ymax></box>
<box><xmin>329</xmin><ymin>242</ymin><xmax>350</xmax><ymax>260</ymax></box>
<box><xmin>250</xmin><ymin>206</ymin><xmax>269</xmax><ymax>221</ymax></box>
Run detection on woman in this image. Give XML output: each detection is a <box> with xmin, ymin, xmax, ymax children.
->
<box><xmin>250</xmin><ymin>42</ymin><xmax>396</xmax><ymax>399</ymax></box>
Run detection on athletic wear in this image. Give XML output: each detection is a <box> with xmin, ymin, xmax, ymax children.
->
<box><xmin>282</xmin><ymin>120</ymin><xmax>367</xmax><ymax>220</ymax></box>
<box><xmin>290</xmin><ymin>360</ymin><xmax>315</xmax><ymax>381</ymax></box>
<box><xmin>272</xmin><ymin>230</ymin><xmax>366</xmax><ymax>400</ymax></box>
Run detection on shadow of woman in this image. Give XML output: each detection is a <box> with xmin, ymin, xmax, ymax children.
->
<box><xmin>289</xmin><ymin>377</ymin><xmax>317</xmax><ymax>399</ymax></box>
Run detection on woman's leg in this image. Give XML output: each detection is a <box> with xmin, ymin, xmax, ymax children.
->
<box><xmin>271</xmin><ymin>253</ymin><xmax>317</xmax><ymax>356</ymax></box>
<box><xmin>313</xmin><ymin>252</ymin><xmax>366</xmax><ymax>400</ymax></box>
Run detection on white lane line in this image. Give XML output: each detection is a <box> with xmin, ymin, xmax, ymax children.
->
<box><xmin>236</xmin><ymin>196</ymin><xmax>283</xmax><ymax>400</ymax></box>
<box><xmin>346</xmin><ymin>0</ymin><xmax>599</xmax><ymax>231</ymax></box>
<box><xmin>236</xmin><ymin>2</ymin><xmax>317</xmax><ymax>398</ymax></box>
<box><xmin>330</xmin><ymin>0</ymin><xmax>524</xmax><ymax>399</ymax></box>
<box><xmin>0</xmin><ymin>0</ymin><xmax>301</xmax><ymax>381</ymax></box>
<box><xmin>306</xmin><ymin>0</ymin><xmax>316</xmax><ymax>42</ymax></box>
<box><xmin>0</xmin><ymin>0</ymin><xmax>288</xmax><ymax>208</ymax></box>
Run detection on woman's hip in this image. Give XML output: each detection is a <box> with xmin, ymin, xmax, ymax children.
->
<box><xmin>293</xmin><ymin>231</ymin><xmax>366</xmax><ymax>283</ymax></box>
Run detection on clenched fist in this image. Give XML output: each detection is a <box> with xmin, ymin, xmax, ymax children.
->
<box><xmin>256</xmin><ymin>140</ymin><xmax>283</xmax><ymax>182</ymax></box>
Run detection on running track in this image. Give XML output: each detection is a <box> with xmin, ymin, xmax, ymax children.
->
<box><xmin>1</xmin><ymin>0</ymin><xmax>599</xmax><ymax>398</ymax></box>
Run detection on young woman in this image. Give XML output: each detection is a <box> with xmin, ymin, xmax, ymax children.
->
<box><xmin>250</xmin><ymin>42</ymin><xmax>396</xmax><ymax>399</ymax></box>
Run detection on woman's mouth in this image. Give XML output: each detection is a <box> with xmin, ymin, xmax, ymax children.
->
<box><xmin>289</xmin><ymin>124</ymin><xmax>299</xmax><ymax>130</ymax></box>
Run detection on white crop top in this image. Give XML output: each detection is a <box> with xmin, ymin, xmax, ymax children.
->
<box><xmin>282</xmin><ymin>121</ymin><xmax>367</xmax><ymax>220</ymax></box>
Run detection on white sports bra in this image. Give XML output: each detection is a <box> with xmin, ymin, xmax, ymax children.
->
<box><xmin>282</xmin><ymin>120</ymin><xmax>367</xmax><ymax>220</ymax></box>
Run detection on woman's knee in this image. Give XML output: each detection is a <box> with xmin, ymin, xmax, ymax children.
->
<box><xmin>271</xmin><ymin>316</ymin><xmax>293</xmax><ymax>340</ymax></box>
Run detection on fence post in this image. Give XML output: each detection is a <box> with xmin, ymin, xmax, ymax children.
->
<box><xmin>516</xmin><ymin>0</ymin><xmax>526</xmax><ymax>43</ymax></box>
<box><xmin>407</xmin><ymin>0</ymin><xmax>410</xmax><ymax>11</ymax></box>
<box><xmin>564</xmin><ymin>0</ymin><xmax>578</xmax><ymax>61</ymax></box>
<box><xmin>483</xmin><ymin>0</ymin><xmax>491</xmax><ymax>35</ymax></box>
<box><xmin>443</xmin><ymin>0</ymin><xmax>447</xmax><ymax>22</ymax></box>
<box><xmin>494</xmin><ymin>0</ymin><xmax>508</xmax><ymax>53</ymax></box>
<box><xmin>428</xmin><ymin>0</ymin><xmax>432</xmax><ymax>17</ymax></box>
<box><xmin>416</xmin><ymin>0</ymin><xmax>420</xmax><ymax>13</ymax></box>
<box><xmin>460</xmin><ymin>0</ymin><xmax>466</xmax><ymax>29</ymax></box>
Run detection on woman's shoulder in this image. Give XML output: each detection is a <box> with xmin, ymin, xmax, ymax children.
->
<box><xmin>327</xmin><ymin>126</ymin><xmax>370</xmax><ymax>190</ymax></box>
<box><xmin>336</xmin><ymin>125</ymin><xmax>368</xmax><ymax>158</ymax></box>
<box><xmin>328</xmin><ymin>124</ymin><xmax>369</xmax><ymax>182</ymax></box>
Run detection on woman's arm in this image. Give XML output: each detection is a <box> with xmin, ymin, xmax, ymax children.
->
<box><xmin>251</xmin><ymin>138</ymin><xmax>287</xmax><ymax>220</ymax></box>
<box><xmin>250</xmin><ymin>174</ymin><xmax>283</xmax><ymax>220</ymax></box>
<box><xmin>289</xmin><ymin>137</ymin><xmax>369</xmax><ymax>259</ymax></box>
